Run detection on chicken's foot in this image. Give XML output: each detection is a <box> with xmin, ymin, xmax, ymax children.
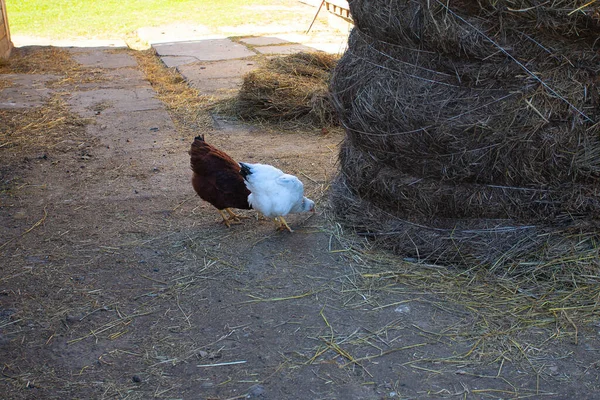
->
<box><xmin>225</xmin><ymin>208</ymin><xmax>249</xmax><ymax>221</ymax></box>
<box><xmin>218</xmin><ymin>209</ymin><xmax>233</xmax><ymax>227</ymax></box>
<box><xmin>274</xmin><ymin>216</ymin><xmax>293</xmax><ymax>232</ymax></box>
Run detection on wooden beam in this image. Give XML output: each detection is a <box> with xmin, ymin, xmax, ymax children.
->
<box><xmin>0</xmin><ymin>0</ymin><xmax>13</xmax><ymax>60</ymax></box>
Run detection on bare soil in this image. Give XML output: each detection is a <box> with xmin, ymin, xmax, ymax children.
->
<box><xmin>2</xmin><ymin>46</ymin><xmax>600</xmax><ymax>400</ymax></box>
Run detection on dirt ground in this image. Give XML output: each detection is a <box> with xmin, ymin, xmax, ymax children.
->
<box><xmin>2</xmin><ymin>44</ymin><xmax>600</xmax><ymax>400</ymax></box>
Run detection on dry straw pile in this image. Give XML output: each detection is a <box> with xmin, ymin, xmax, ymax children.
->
<box><xmin>331</xmin><ymin>0</ymin><xmax>600</xmax><ymax>273</ymax></box>
<box><xmin>235</xmin><ymin>52</ymin><xmax>339</xmax><ymax>127</ymax></box>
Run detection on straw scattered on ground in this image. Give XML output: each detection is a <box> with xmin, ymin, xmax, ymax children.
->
<box><xmin>3</xmin><ymin>38</ymin><xmax>600</xmax><ymax>398</ymax></box>
<box><xmin>317</xmin><ymin>218</ymin><xmax>597</xmax><ymax>390</ymax></box>
<box><xmin>0</xmin><ymin>48</ymin><xmax>96</xmax><ymax>158</ymax></box>
<box><xmin>132</xmin><ymin>49</ymin><xmax>215</xmax><ymax>134</ymax></box>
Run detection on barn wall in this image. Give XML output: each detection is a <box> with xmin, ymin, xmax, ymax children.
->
<box><xmin>0</xmin><ymin>0</ymin><xmax>13</xmax><ymax>60</ymax></box>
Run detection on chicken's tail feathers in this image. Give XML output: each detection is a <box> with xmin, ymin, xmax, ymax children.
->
<box><xmin>190</xmin><ymin>135</ymin><xmax>206</xmax><ymax>153</ymax></box>
<box><xmin>189</xmin><ymin>135</ymin><xmax>207</xmax><ymax>171</ymax></box>
<box><xmin>239</xmin><ymin>162</ymin><xmax>252</xmax><ymax>180</ymax></box>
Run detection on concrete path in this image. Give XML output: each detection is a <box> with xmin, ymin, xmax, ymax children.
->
<box><xmin>10</xmin><ymin>2</ymin><xmax>350</xmax><ymax>101</ymax></box>
<box><xmin>151</xmin><ymin>32</ymin><xmax>346</xmax><ymax>98</ymax></box>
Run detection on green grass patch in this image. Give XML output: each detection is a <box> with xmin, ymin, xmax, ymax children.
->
<box><xmin>5</xmin><ymin>0</ymin><xmax>304</xmax><ymax>39</ymax></box>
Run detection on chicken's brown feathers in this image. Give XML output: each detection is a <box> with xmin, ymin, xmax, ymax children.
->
<box><xmin>189</xmin><ymin>136</ymin><xmax>251</xmax><ymax>211</ymax></box>
<box><xmin>190</xmin><ymin>137</ymin><xmax>239</xmax><ymax>174</ymax></box>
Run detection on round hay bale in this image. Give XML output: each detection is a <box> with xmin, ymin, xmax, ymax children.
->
<box><xmin>330</xmin><ymin>0</ymin><xmax>600</xmax><ymax>269</ymax></box>
<box><xmin>349</xmin><ymin>0</ymin><xmax>600</xmax><ymax>60</ymax></box>
<box><xmin>332</xmin><ymin>29</ymin><xmax>600</xmax><ymax>186</ymax></box>
<box><xmin>339</xmin><ymin>139</ymin><xmax>600</xmax><ymax>225</ymax></box>
<box><xmin>331</xmin><ymin>167</ymin><xmax>600</xmax><ymax>270</ymax></box>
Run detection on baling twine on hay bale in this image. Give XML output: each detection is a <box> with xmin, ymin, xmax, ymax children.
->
<box><xmin>330</xmin><ymin>0</ymin><xmax>600</xmax><ymax>271</ymax></box>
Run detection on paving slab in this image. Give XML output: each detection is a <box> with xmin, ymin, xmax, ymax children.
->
<box><xmin>84</xmin><ymin>109</ymin><xmax>176</xmax><ymax>153</ymax></box>
<box><xmin>239</xmin><ymin>36</ymin><xmax>291</xmax><ymax>46</ymax></box>
<box><xmin>210</xmin><ymin>112</ymin><xmax>259</xmax><ymax>132</ymax></box>
<box><xmin>0</xmin><ymin>87</ymin><xmax>53</xmax><ymax>109</ymax></box>
<box><xmin>0</xmin><ymin>74</ymin><xmax>59</xmax><ymax>109</ymax></box>
<box><xmin>253</xmin><ymin>43</ymin><xmax>318</xmax><ymax>55</ymax></box>
<box><xmin>0</xmin><ymin>73</ymin><xmax>61</xmax><ymax>87</ymax></box>
<box><xmin>58</xmin><ymin>54</ymin><xmax>179</xmax><ymax>157</ymax></box>
<box><xmin>153</xmin><ymin>39</ymin><xmax>256</xmax><ymax>65</ymax></box>
<box><xmin>74</xmin><ymin>68</ymin><xmax>148</xmax><ymax>90</ymax></box>
<box><xmin>185</xmin><ymin>77</ymin><xmax>244</xmax><ymax>97</ymax></box>
<box><xmin>177</xmin><ymin>59</ymin><xmax>258</xmax><ymax>80</ymax></box>
<box><xmin>67</xmin><ymin>88</ymin><xmax>164</xmax><ymax>117</ymax></box>
<box><xmin>176</xmin><ymin>59</ymin><xmax>259</xmax><ymax>97</ymax></box>
<box><xmin>159</xmin><ymin>56</ymin><xmax>202</xmax><ymax>68</ymax></box>
<box><xmin>70</xmin><ymin>49</ymin><xmax>138</xmax><ymax>69</ymax></box>
<box><xmin>274</xmin><ymin>33</ymin><xmax>349</xmax><ymax>54</ymax></box>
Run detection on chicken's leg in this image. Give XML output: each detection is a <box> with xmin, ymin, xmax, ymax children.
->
<box><xmin>225</xmin><ymin>208</ymin><xmax>249</xmax><ymax>221</ymax></box>
<box><xmin>217</xmin><ymin>208</ymin><xmax>248</xmax><ymax>227</ymax></box>
<box><xmin>275</xmin><ymin>216</ymin><xmax>293</xmax><ymax>232</ymax></box>
<box><xmin>218</xmin><ymin>209</ymin><xmax>233</xmax><ymax>227</ymax></box>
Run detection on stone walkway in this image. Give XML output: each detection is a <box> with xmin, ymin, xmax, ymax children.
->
<box><xmin>10</xmin><ymin>5</ymin><xmax>350</xmax><ymax>100</ymax></box>
<box><xmin>149</xmin><ymin>29</ymin><xmax>347</xmax><ymax>98</ymax></box>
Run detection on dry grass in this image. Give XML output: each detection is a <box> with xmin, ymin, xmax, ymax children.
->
<box><xmin>323</xmin><ymin>0</ymin><xmax>600</xmax><ymax>385</ymax></box>
<box><xmin>0</xmin><ymin>94</ymin><xmax>91</xmax><ymax>154</ymax></box>
<box><xmin>0</xmin><ymin>46</ymin><xmax>106</xmax><ymax>86</ymax></box>
<box><xmin>0</xmin><ymin>48</ymin><xmax>96</xmax><ymax>158</ymax></box>
<box><xmin>132</xmin><ymin>49</ymin><xmax>214</xmax><ymax>135</ymax></box>
<box><xmin>0</xmin><ymin>79</ymin><xmax>13</xmax><ymax>89</ymax></box>
<box><xmin>0</xmin><ymin>47</ymin><xmax>80</xmax><ymax>74</ymax></box>
<box><xmin>311</xmin><ymin>217</ymin><xmax>599</xmax><ymax>392</ymax></box>
<box><xmin>233</xmin><ymin>52</ymin><xmax>340</xmax><ymax>128</ymax></box>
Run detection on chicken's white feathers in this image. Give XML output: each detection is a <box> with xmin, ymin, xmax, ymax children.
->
<box><xmin>239</xmin><ymin>162</ymin><xmax>314</xmax><ymax>219</ymax></box>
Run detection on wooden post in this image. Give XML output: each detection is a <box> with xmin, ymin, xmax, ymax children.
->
<box><xmin>0</xmin><ymin>0</ymin><xmax>13</xmax><ymax>60</ymax></box>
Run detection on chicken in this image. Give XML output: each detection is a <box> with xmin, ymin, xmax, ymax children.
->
<box><xmin>190</xmin><ymin>135</ymin><xmax>251</xmax><ymax>227</ymax></box>
<box><xmin>239</xmin><ymin>162</ymin><xmax>315</xmax><ymax>232</ymax></box>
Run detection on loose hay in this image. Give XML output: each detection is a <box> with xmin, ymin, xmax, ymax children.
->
<box><xmin>0</xmin><ymin>94</ymin><xmax>90</xmax><ymax>154</ymax></box>
<box><xmin>0</xmin><ymin>46</ymin><xmax>132</xmax><ymax>157</ymax></box>
<box><xmin>0</xmin><ymin>46</ymin><xmax>80</xmax><ymax>74</ymax></box>
<box><xmin>133</xmin><ymin>49</ymin><xmax>214</xmax><ymax>133</ymax></box>
<box><xmin>234</xmin><ymin>52</ymin><xmax>340</xmax><ymax>128</ymax></box>
<box><xmin>330</xmin><ymin>0</ymin><xmax>600</xmax><ymax>273</ymax></box>
<box><xmin>0</xmin><ymin>46</ymin><xmax>106</xmax><ymax>86</ymax></box>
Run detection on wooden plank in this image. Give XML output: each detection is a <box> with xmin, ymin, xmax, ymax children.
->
<box><xmin>0</xmin><ymin>0</ymin><xmax>12</xmax><ymax>60</ymax></box>
<box><xmin>325</xmin><ymin>0</ymin><xmax>349</xmax><ymax>8</ymax></box>
<box><xmin>0</xmin><ymin>38</ymin><xmax>10</xmax><ymax>55</ymax></box>
<box><xmin>325</xmin><ymin>1</ymin><xmax>352</xmax><ymax>22</ymax></box>
<box><xmin>325</xmin><ymin>0</ymin><xmax>350</xmax><ymax>10</ymax></box>
<box><xmin>1</xmin><ymin>0</ymin><xmax>10</xmax><ymax>38</ymax></box>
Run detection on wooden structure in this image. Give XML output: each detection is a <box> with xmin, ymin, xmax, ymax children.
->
<box><xmin>324</xmin><ymin>0</ymin><xmax>351</xmax><ymax>22</ymax></box>
<box><xmin>304</xmin><ymin>0</ymin><xmax>352</xmax><ymax>33</ymax></box>
<box><xmin>0</xmin><ymin>0</ymin><xmax>12</xmax><ymax>60</ymax></box>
